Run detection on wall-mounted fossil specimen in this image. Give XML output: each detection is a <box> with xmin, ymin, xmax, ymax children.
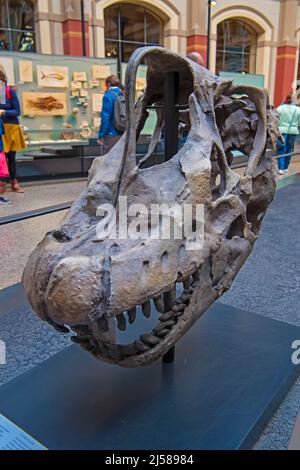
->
<box><xmin>37</xmin><ymin>65</ymin><xmax>69</xmax><ymax>88</ymax></box>
<box><xmin>22</xmin><ymin>92</ymin><xmax>67</xmax><ymax>116</ymax></box>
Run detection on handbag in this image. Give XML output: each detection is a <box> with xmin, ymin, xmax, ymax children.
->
<box><xmin>0</xmin><ymin>150</ymin><xmax>9</xmax><ymax>178</ymax></box>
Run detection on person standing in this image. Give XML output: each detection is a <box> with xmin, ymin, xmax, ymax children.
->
<box><xmin>276</xmin><ymin>92</ymin><xmax>300</xmax><ymax>175</ymax></box>
<box><xmin>0</xmin><ymin>69</ymin><xmax>26</xmax><ymax>193</ymax></box>
<box><xmin>97</xmin><ymin>75</ymin><xmax>124</xmax><ymax>154</ymax></box>
<box><xmin>0</xmin><ymin>115</ymin><xmax>11</xmax><ymax>205</ymax></box>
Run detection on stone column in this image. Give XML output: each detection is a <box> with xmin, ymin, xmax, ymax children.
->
<box><xmin>48</xmin><ymin>0</ymin><xmax>64</xmax><ymax>55</ymax></box>
<box><xmin>94</xmin><ymin>0</ymin><xmax>105</xmax><ymax>57</ymax></box>
<box><xmin>35</xmin><ymin>0</ymin><xmax>52</xmax><ymax>54</ymax></box>
<box><xmin>186</xmin><ymin>0</ymin><xmax>208</xmax><ymax>64</ymax></box>
<box><xmin>274</xmin><ymin>0</ymin><xmax>298</xmax><ymax>106</ymax></box>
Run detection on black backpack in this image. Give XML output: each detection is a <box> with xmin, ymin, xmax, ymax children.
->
<box><xmin>112</xmin><ymin>91</ymin><xmax>126</xmax><ymax>132</ymax></box>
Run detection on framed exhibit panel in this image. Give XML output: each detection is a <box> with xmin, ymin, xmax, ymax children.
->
<box><xmin>0</xmin><ymin>51</ymin><xmax>118</xmax><ymax>143</ymax></box>
<box><xmin>0</xmin><ymin>56</ymin><xmax>15</xmax><ymax>85</ymax></box>
<box><xmin>22</xmin><ymin>92</ymin><xmax>68</xmax><ymax>116</ymax></box>
<box><xmin>37</xmin><ymin>65</ymin><xmax>69</xmax><ymax>88</ymax></box>
<box><xmin>19</xmin><ymin>61</ymin><xmax>33</xmax><ymax>83</ymax></box>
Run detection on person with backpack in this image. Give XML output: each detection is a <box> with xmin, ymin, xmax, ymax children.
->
<box><xmin>276</xmin><ymin>92</ymin><xmax>300</xmax><ymax>175</ymax></box>
<box><xmin>97</xmin><ymin>75</ymin><xmax>126</xmax><ymax>154</ymax></box>
<box><xmin>0</xmin><ymin>69</ymin><xmax>26</xmax><ymax>193</ymax></box>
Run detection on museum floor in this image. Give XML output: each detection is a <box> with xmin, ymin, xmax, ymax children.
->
<box><xmin>0</xmin><ymin>159</ymin><xmax>299</xmax><ymax>450</ymax></box>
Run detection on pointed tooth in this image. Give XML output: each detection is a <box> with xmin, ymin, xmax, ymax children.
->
<box><xmin>153</xmin><ymin>320</ymin><xmax>175</xmax><ymax>333</ymax></box>
<box><xmin>116</xmin><ymin>313</ymin><xmax>126</xmax><ymax>331</ymax></box>
<box><xmin>135</xmin><ymin>340</ymin><xmax>151</xmax><ymax>352</ymax></box>
<box><xmin>155</xmin><ymin>329</ymin><xmax>170</xmax><ymax>338</ymax></box>
<box><xmin>153</xmin><ymin>295</ymin><xmax>164</xmax><ymax>313</ymax></box>
<box><xmin>159</xmin><ymin>311</ymin><xmax>176</xmax><ymax>322</ymax></box>
<box><xmin>96</xmin><ymin>315</ymin><xmax>109</xmax><ymax>332</ymax></box>
<box><xmin>127</xmin><ymin>307</ymin><xmax>136</xmax><ymax>324</ymax></box>
<box><xmin>142</xmin><ymin>300</ymin><xmax>151</xmax><ymax>318</ymax></box>
<box><xmin>140</xmin><ymin>334</ymin><xmax>160</xmax><ymax>346</ymax></box>
<box><xmin>163</xmin><ymin>286</ymin><xmax>176</xmax><ymax>312</ymax></box>
<box><xmin>119</xmin><ymin>343</ymin><xmax>139</xmax><ymax>356</ymax></box>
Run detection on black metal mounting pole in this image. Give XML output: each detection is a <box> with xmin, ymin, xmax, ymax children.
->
<box><xmin>161</xmin><ymin>71</ymin><xmax>180</xmax><ymax>364</ymax></box>
<box><xmin>80</xmin><ymin>0</ymin><xmax>87</xmax><ymax>57</ymax></box>
<box><xmin>164</xmin><ymin>71</ymin><xmax>179</xmax><ymax>162</ymax></box>
<box><xmin>163</xmin><ymin>347</ymin><xmax>175</xmax><ymax>364</ymax></box>
<box><xmin>207</xmin><ymin>0</ymin><xmax>212</xmax><ymax>69</ymax></box>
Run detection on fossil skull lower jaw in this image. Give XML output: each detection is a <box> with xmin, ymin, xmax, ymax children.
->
<box><xmin>22</xmin><ymin>46</ymin><xmax>278</xmax><ymax>367</ymax></box>
<box><xmin>69</xmin><ymin>243</ymin><xmax>251</xmax><ymax>368</ymax></box>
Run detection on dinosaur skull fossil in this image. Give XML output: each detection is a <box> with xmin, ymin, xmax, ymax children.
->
<box><xmin>23</xmin><ymin>47</ymin><xmax>278</xmax><ymax>367</ymax></box>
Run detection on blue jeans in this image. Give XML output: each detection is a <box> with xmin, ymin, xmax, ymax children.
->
<box><xmin>277</xmin><ymin>133</ymin><xmax>296</xmax><ymax>170</ymax></box>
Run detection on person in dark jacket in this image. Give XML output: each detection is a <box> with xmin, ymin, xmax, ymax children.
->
<box><xmin>0</xmin><ymin>69</ymin><xmax>26</xmax><ymax>193</ymax></box>
<box><xmin>97</xmin><ymin>75</ymin><xmax>123</xmax><ymax>154</ymax></box>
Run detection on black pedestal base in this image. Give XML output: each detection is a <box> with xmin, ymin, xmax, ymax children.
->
<box><xmin>0</xmin><ymin>302</ymin><xmax>299</xmax><ymax>450</ymax></box>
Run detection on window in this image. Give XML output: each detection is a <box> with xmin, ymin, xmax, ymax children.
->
<box><xmin>104</xmin><ymin>3</ymin><xmax>163</xmax><ymax>67</ymax></box>
<box><xmin>216</xmin><ymin>19</ymin><xmax>257</xmax><ymax>75</ymax></box>
<box><xmin>0</xmin><ymin>0</ymin><xmax>35</xmax><ymax>52</ymax></box>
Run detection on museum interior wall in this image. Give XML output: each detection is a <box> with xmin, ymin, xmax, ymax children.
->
<box><xmin>2</xmin><ymin>0</ymin><xmax>300</xmax><ymax>105</ymax></box>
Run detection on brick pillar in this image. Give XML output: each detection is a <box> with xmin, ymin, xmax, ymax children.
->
<box><xmin>274</xmin><ymin>0</ymin><xmax>298</xmax><ymax>106</ymax></box>
<box><xmin>274</xmin><ymin>46</ymin><xmax>297</xmax><ymax>106</ymax></box>
<box><xmin>187</xmin><ymin>0</ymin><xmax>208</xmax><ymax>63</ymax></box>
<box><xmin>62</xmin><ymin>19</ymin><xmax>90</xmax><ymax>56</ymax></box>
<box><xmin>62</xmin><ymin>0</ymin><xmax>90</xmax><ymax>57</ymax></box>
<box><xmin>186</xmin><ymin>35</ymin><xmax>208</xmax><ymax>65</ymax></box>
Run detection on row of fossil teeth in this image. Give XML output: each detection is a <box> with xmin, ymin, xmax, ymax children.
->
<box><xmin>109</xmin><ymin>286</ymin><xmax>194</xmax><ymax>358</ymax></box>
<box><xmin>94</xmin><ymin>268</ymin><xmax>200</xmax><ymax>335</ymax></box>
<box><xmin>71</xmin><ymin>287</ymin><xmax>193</xmax><ymax>360</ymax></box>
<box><xmin>69</xmin><ymin>270</ymin><xmax>200</xmax><ymax>360</ymax></box>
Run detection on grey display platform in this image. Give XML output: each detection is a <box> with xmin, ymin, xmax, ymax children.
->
<box><xmin>0</xmin><ymin>302</ymin><xmax>300</xmax><ymax>450</ymax></box>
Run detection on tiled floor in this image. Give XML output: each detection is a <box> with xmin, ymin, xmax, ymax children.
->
<box><xmin>289</xmin><ymin>410</ymin><xmax>300</xmax><ymax>449</ymax></box>
<box><xmin>0</xmin><ymin>211</ymin><xmax>67</xmax><ymax>290</ymax></box>
<box><xmin>0</xmin><ymin>179</ymin><xmax>87</xmax><ymax>290</ymax></box>
<box><xmin>0</xmin><ymin>178</ymin><xmax>86</xmax><ymax>217</ymax></box>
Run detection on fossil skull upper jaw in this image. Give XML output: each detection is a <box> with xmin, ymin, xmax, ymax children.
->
<box><xmin>22</xmin><ymin>47</ymin><xmax>277</xmax><ymax>367</ymax></box>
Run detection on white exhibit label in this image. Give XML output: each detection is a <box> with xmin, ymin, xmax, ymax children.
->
<box><xmin>0</xmin><ymin>413</ymin><xmax>47</xmax><ymax>450</ymax></box>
